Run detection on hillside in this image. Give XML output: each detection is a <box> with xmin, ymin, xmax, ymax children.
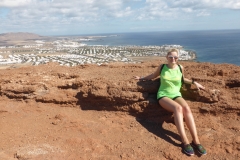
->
<box><xmin>0</xmin><ymin>60</ymin><xmax>239</xmax><ymax>160</ymax></box>
<box><xmin>0</xmin><ymin>32</ymin><xmax>45</xmax><ymax>40</ymax></box>
<box><xmin>0</xmin><ymin>32</ymin><xmax>47</xmax><ymax>46</ymax></box>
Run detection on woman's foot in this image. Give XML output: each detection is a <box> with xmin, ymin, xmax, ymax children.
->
<box><xmin>181</xmin><ymin>143</ymin><xmax>194</xmax><ymax>156</ymax></box>
<box><xmin>191</xmin><ymin>141</ymin><xmax>207</xmax><ymax>155</ymax></box>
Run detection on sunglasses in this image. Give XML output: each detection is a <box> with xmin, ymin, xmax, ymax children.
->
<box><xmin>168</xmin><ymin>55</ymin><xmax>178</xmax><ymax>59</ymax></box>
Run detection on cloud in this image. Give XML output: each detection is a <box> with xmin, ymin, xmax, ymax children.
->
<box><xmin>225</xmin><ymin>1</ymin><xmax>240</xmax><ymax>10</ymax></box>
<box><xmin>149</xmin><ymin>0</ymin><xmax>240</xmax><ymax>10</ymax></box>
<box><xmin>0</xmin><ymin>0</ymin><xmax>239</xmax><ymax>34</ymax></box>
<box><xmin>0</xmin><ymin>0</ymin><xmax>32</xmax><ymax>7</ymax></box>
<box><xmin>1</xmin><ymin>0</ymin><xmax>240</xmax><ymax>18</ymax></box>
<box><xmin>136</xmin><ymin>0</ymin><xmax>240</xmax><ymax>21</ymax></box>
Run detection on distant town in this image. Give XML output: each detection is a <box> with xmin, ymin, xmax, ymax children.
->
<box><xmin>0</xmin><ymin>33</ymin><xmax>196</xmax><ymax>67</ymax></box>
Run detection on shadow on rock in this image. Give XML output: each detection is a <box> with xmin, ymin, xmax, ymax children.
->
<box><xmin>74</xmin><ymin>77</ymin><xmax>224</xmax><ymax>146</ymax></box>
<box><xmin>136</xmin><ymin>117</ymin><xmax>181</xmax><ymax>147</ymax></box>
<box><xmin>75</xmin><ymin>78</ymin><xmax>186</xmax><ymax>146</ymax></box>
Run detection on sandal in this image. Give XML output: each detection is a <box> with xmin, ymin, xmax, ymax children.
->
<box><xmin>191</xmin><ymin>141</ymin><xmax>207</xmax><ymax>155</ymax></box>
<box><xmin>181</xmin><ymin>143</ymin><xmax>194</xmax><ymax>156</ymax></box>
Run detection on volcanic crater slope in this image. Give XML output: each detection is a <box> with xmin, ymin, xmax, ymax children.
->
<box><xmin>0</xmin><ymin>60</ymin><xmax>239</xmax><ymax>160</ymax></box>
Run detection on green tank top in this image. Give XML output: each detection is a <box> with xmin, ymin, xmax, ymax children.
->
<box><xmin>157</xmin><ymin>64</ymin><xmax>182</xmax><ymax>99</ymax></box>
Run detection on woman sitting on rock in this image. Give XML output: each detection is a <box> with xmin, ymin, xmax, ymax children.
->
<box><xmin>134</xmin><ymin>48</ymin><xmax>207</xmax><ymax>156</ymax></box>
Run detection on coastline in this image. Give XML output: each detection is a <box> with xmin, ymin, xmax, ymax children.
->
<box><xmin>81</xmin><ymin>30</ymin><xmax>240</xmax><ymax>66</ymax></box>
<box><xmin>0</xmin><ymin>41</ymin><xmax>196</xmax><ymax>68</ymax></box>
<box><xmin>1</xmin><ymin>30</ymin><xmax>240</xmax><ymax>66</ymax></box>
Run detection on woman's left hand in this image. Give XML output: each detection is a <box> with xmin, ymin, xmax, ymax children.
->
<box><xmin>133</xmin><ymin>76</ymin><xmax>141</xmax><ymax>80</ymax></box>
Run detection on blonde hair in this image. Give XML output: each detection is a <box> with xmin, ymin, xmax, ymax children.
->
<box><xmin>167</xmin><ymin>48</ymin><xmax>179</xmax><ymax>55</ymax></box>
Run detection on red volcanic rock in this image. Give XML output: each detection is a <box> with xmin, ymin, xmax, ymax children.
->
<box><xmin>0</xmin><ymin>60</ymin><xmax>239</xmax><ymax>159</ymax></box>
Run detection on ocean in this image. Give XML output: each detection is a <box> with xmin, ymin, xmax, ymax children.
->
<box><xmin>81</xmin><ymin>30</ymin><xmax>240</xmax><ymax>66</ymax></box>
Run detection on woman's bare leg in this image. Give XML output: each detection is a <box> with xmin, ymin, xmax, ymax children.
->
<box><xmin>174</xmin><ymin>97</ymin><xmax>200</xmax><ymax>144</ymax></box>
<box><xmin>159</xmin><ymin>97</ymin><xmax>190</xmax><ymax>144</ymax></box>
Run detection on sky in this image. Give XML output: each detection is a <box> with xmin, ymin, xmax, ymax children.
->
<box><xmin>0</xmin><ymin>0</ymin><xmax>240</xmax><ymax>36</ymax></box>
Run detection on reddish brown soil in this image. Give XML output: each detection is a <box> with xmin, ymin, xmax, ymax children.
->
<box><xmin>0</xmin><ymin>60</ymin><xmax>240</xmax><ymax>160</ymax></box>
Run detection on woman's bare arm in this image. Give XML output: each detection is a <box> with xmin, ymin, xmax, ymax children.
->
<box><xmin>181</xmin><ymin>65</ymin><xmax>205</xmax><ymax>90</ymax></box>
<box><xmin>134</xmin><ymin>64</ymin><xmax>162</xmax><ymax>81</ymax></box>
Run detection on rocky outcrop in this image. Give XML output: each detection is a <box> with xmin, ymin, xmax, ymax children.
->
<box><xmin>0</xmin><ymin>61</ymin><xmax>239</xmax><ymax>120</ymax></box>
<box><xmin>0</xmin><ymin>60</ymin><xmax>240</xmax><ymax>159</ymax></box>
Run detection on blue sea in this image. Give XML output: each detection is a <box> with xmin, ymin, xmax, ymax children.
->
<box><xmin>81</xmin><ymin>30</ymin><xmax>240</xmax><ymax>66</ymax></box>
